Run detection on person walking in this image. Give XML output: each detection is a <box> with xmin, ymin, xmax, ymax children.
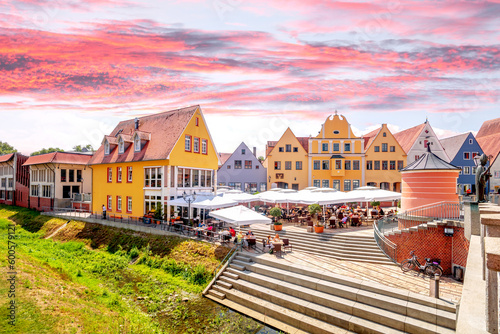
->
<box><xmin>102</xmin><ymin>204</ymin><xmax>107</xmax><ymax>220</ymax></box>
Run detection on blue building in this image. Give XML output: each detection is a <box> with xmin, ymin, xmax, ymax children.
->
<box><xmin>217</xmin><ymin>142</ymin><xmax>267</xmax><ymax>193</ymax></box>
<box><xmin>440</xmin><ymin>132</ymin><xmax>485</xmax><ymax>195</ymax></box>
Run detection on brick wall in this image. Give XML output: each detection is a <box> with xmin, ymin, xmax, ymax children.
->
<box><xmin>15</xmin><ymin>183</ymin><xmax>29</xmax><ymax>209</ymax></box>
<box><xmin>29</xmin><ymin>197</ymin><xmax>53</xmax><ymax>211</ymax></box>
<box><xmin>386</xmin><ymin>226</ymin><xmax>469</xmax><ymax>275</ymax></box>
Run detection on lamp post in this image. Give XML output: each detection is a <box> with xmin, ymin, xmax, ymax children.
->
<box><xmin>182</xmin><ymin>191</ymin><xmax>197</xmax><ymax>225</ymax></box>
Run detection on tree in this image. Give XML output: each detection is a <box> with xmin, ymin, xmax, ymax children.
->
<box><xmin>269</xmin><ymin>207</ymin><xmax>282</xmax><ymax>224</ymax></box>
<box><xmin>0</xmin><ymin>141</ymin><xmax>17</xmax><ymax>155</ymax></box>
<box><xmin>258</xmin><ymin>156</ymin><xmax>265</xmax><ymax>163</ymax></box>
<box><xmin>30</xmin><ymin>148</ymin><xmax>64</xmax><ymax>156</ymax></box>
<box><xmin>73</xmin><ymin>144</ymin><xmax>94</xmax><ymax>152</ymax></box>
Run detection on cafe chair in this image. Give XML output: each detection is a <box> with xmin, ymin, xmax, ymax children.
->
<box><xmin>282</xmin><ymin>238</ymin><xmax>292</xmax><ymax>253</ymax></box>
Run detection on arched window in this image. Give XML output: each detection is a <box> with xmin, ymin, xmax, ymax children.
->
<box><xmin>104</xmin><ymin>140</ymin><xmax>110</xmax><ymax>155</ymax></box>
<box><xmin>134</xmin><ymin>134</ymin><xmax>141</xmax><ymax>152</ymax></box>
<box><xmin>118</xmin><ymin>137</ymin><xmax>124</xmax><ymax>154</ymax></box>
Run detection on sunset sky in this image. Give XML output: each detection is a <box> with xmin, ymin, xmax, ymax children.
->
<box><xmin>2</xmin><ymin>0</ymin><xmax>499</xmax><ymax>156</ymax></box>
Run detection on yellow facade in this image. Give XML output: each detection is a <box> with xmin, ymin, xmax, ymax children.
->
<box><xmin>364</xmin><ymin>124</ymin><xmax>406</xmax><ymax>192</ymax></box>
<box><xmin>266</xmin><ymin>128</ymin><xmax>308</xmax><ymax>190</ymax></box>
<box><xmin>91</xmin><ymin>106</ymin><xmax>219</xmax><ymax>218</ymax></box>
<box><xmin>309</xmin><ymin>114</ymin><xmax>364</xmax><ymax>191</ymax></box>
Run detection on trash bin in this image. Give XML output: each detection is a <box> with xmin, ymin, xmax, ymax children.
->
<box><xmin>144</xmin><ymin>217</ymin><xmax>151</xmax><ymax>224</ymax></box>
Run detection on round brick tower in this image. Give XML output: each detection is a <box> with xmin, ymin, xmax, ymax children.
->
<box><xmin>401</xmin><ymin>144</ymin><xmax>461</xmax><ymax>212</ymax></box>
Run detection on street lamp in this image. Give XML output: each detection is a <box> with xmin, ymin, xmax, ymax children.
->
<box><xmin>182</xmin><ymin>191</ymin><xmax>197</xmax><ymax>225</ymax></box>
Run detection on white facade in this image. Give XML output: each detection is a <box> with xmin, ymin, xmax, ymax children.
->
<box><xmin>406</xmin><ymin>122</ymin><xmax>450</xmax><ymax>165</ymax></box>
<box><xmin>0</xmin><ymin>163</ymin><xmax>14</xmax><ymax>200</ymax></box>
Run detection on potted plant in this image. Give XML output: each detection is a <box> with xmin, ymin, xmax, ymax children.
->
<box><xmin>153</xmin><ymin>203</ymin><xmax>163</xmax><ymax>224</ymax></box>
<box><xmin>308</xmin><ymin>204</ymin><xmax>323</xmax><ymax>233</ymax></box>
<box><xmin>370</xmin><ymin>201</ymin><xmax>380</xmax><ymax>217</ymax></box>
<box><xmin>269</xmin><ymin>207</ymin><xmax>283</xmax><ymax>231</ymax></box>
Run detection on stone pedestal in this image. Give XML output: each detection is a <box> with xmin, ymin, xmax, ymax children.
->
<box><xmin>464</xmin><ymin>201</ymin><xmax>480</xmax><ymax>240</ymax></box>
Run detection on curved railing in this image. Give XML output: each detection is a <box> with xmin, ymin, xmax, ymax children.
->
<box><xmin>373</xmin><ymin>216</ymin><xmax>398</xmax><ymax>263</ymax></box>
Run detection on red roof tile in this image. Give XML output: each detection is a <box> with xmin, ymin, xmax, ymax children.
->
<box><xmin>362</xmin><ymin>128</ymin><xmax>381</xmax><ymax>150</ymax></box>
<box><xmin>0</xmin><ymin>153</ymin><xmax>14</xmax><ymax>163</ymax></box>
<box><xmin>89</xmin><ymin>105</ymin><xmax>199</xmax><ymax>165</ymax></box>
<box><xmin>24</xmin><ymin>152</ymin><xmax>92</xmax><ymax>166</ymax></box>
<box><xmin>218</xmin><ymin>153</ymin><xmax>231</xmax><ymax>166</ymax></box>
<box><xmin>393</xmin><ymin>123</ymin><xmax>426</xmax><ymax>154</ymax></box>
<box><xmin>476</xmin><ymin>117</ymin><xmax>500</xmax><ymax>160</ymax></box>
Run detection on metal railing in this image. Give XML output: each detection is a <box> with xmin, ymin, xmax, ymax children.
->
<box><xmin>396</xmin><ymin>201</ymin><xmax>463</xmax><ymax>229</ymax></box>
<box><xmin>373</xmin><ymin>216</ymin><xmax>398</xmax><ymax>263</ymax></box>
<box><xmin>72</xmin><ymin>193</ymin><xmax>92</xmax><ymax>202</ymax></box>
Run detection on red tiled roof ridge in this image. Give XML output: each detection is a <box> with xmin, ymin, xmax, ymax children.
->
<box><xmin>393</xmin><ymin>123</ymin><xmax>426</xmax><ymax>154</ymax></box>
<box><xmin>24</xmin><ymin>151</ymin><xmax>92</xmax><ymax>166</ymax></box>
<box><xmin>477</xmin><ymin>117</ymin><xmax>500</xmax><ymax>138</ymax></box>
<box><xmin>0</xmin><ymin>153</ymin><xmax>15</xmax><ymax>163</ymax></box>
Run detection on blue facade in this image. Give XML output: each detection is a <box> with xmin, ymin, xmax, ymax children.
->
<box><xmin>217</xmin><ymin>142</ymin><xmax>267</xmax><ymax>193</ymax></box>
<box><xmin>444</xmin><ymin>132</ymin><xmax>485</xmax><ymax>194</ymax></box>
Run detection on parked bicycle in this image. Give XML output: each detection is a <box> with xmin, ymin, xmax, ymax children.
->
<box><xmin>400</xmin><ymin>251</ymin><xmax>443</xmax><ymax>277</ymax></box>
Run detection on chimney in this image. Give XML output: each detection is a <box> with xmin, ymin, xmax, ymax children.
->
<box><xmin>253</xmin><ymin>147</ymin><xmax>257</xmax><ymax>157</ymax></box>
<box><xmin>134</xmin><ymin>117</ymin><xmax>139</xmax><ymax>130</ymax></box>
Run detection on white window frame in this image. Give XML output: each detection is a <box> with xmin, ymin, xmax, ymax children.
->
<box><xmin>201</xmin><ymin>139</ymin><xmax>207</xmax><ymax>154</ymax></box>
<box><xmin>117</xmin><ymin>196</ymin><xmax>122</xmax><ymax>212</ymax></box>
<box><xmin>127</xmin><ymin>167</ymin><xmax>133</xmax><ymax>182</ymax></box>
<box><xmin>104</xmin><ymin>141</ymin><xmax>110</xmax><ymax>155</ymax></box>
<box><xmin>134</xmin><ymin>134</ymin><xmax>141</xmax><ymax>152</ymax></box>
<box><xmin>193</xmin><ymin>137</ymin><xmax>200</xmax><ymax>153</ymax></box>
<box><xmin>127</xmin><ymin>197</ymin><xmax>132</xmax><ymax>212</ymax></box>
<box><xmin>118</xmin><ymin>137</ymin><xmax>124</xmax><ymax>154</ymax></box>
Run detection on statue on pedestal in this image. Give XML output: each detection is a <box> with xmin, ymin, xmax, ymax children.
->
<box><xmin>475</xmin><ymin>154</ymin><xmax>491</xmax><ymax>203</ymax></box>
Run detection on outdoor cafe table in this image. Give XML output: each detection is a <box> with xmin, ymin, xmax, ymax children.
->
<box><xmin>246</xmin><ymin>237</ymin><xmax>256</xmax><ymax>249</ymax></box>
<box><xmin>328</xmin><ymin>216</ymin><xmax>337</xmax><ymax>228</ymax></box>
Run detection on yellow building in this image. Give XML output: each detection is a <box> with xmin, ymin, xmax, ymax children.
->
<box><xmin>264</xmin><ymin>128</ymin><xmax>309</xmax><ymax>190</ymax></box>
<box><xmin>89</xmin><ymin>105</ymin><xmax>219</xmax><ymax>219</ymax></box>
<box><xmin>308</xmin><ymin>113</ymin><xmax>364</xmax><ymax>191</ymax></box>
<box><xmin>363</xmin><ymin>124</ymin><xmax>406</xmax><ymax>192</ymax></box>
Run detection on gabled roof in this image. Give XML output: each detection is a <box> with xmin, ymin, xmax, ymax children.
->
<box><xmin>393</xmin><ymin>123</ymin><xmax>426</xmax><ymax>154</ymax></box>
<box><xmin>363</xmin><ymin>128</ymin><xmax>381</xmax><ymax>150</ymax></box>
<box><xmin>401</xmin><ymin>145</ymin><xmax>460</xmax><ymax>171</ymax></box>
<box><xmin>0</xmin><ymin>153</ymin><xmax>14</xmax><ymax>163</ymax></box>
<box><xmin>439</xmin><ymin>133</ymin><xmax>470</xmax><ymax>161</ymax></box>
<box><xmin>266</xmin><ymin>135</ymin><xmax>309</xmax><ymax>156</ymax></box>
<box><xmin>218</xmin><ymin>153</ymin><xmax>231</xmax><ymax>166</ymax></box>
<box><xmin>24</xmin><ymin>152</ymin><xmax>92</xmax><ymax>166</ymax></box>
<box><xmin>476</xmin><ymin>117</ymin><xmax>500</xmax><ymax>160</ymax></box>
<box><xmin>89</xmin><ymin>105</ymin><xmax>199</xmax><ymax>165</ymax></box>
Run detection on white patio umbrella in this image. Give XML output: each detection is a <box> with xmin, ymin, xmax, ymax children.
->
<box><xmin>209</xmin><ymin>205</ymin><xmax>272</xmax><ymax>230</ymax></box>
<box><xmin>347</xmin><ymin>186</ymin><xmax>402</xmax><ymax>217</ymax></box>
<box><xmin>223</xmin><ymin>192</ymin><xmax>258</xmax><ymax>203</ymax></box>
<box><xmin>193</xmin><ymin>196</ymin><xmax>238</xmax><ymax>210</ymax></box>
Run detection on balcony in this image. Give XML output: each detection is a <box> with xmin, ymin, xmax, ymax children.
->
<box><xmin>73</xmin><ymin>193</ymin><xmax>91</xmax><ymax>202</ymax></box>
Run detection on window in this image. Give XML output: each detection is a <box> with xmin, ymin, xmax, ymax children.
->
<box><xmin>344</xmin><ymin>180</ymin><xmax>351</xmax><ymax>191</ymax></box>
<box><xmin>313</xmin><ymin>160</ymin><xmax>320</xmax><ymax>170</ymax></box>
<box><xmin>241</xmin><ymin>148</ymin><xmax>246</xmax><ymax>155</ymax></box>
<box><xmin>234</xmin><ymin>182</ymin><xmax>242</xmax><ymax>190</ymax></box>
<box><xmin>195</xmin><ymin>117</ymin><xmax>199</xmax><ymax>126</ymax></box>
<box><xmin>116</xmin><ymin>196</ymin><xmax>122</xmax><ymax>212</ymax></box>
<box><xmin>353</xmin><ymin>180</ymin><xmax>360</xmax><ymax>189</ymax></box>
<box><xmin>245</xmin><ymin>182</ymin><xmax>257</xmax><ymax>193</ymax></box>
<box><xmin>77</xmin><ymin>170</ymin><xmax>82</xmax><ymax>182</ymax></box>
<box><xmin>383</xmin><ymin>132</ymin><xmax>387</xmax><ymax>137</ymax></box>
<box><xmin>344</xmin><ymin>143</ymin><xmax>351</xmax><ymax>151</ymax></box>
<box><xmin>256</xmin><ymin>165</ymin><xmax>260</xmax><ymax>169</ymax></box>
<box><xmin>415</xmin><ymin>155</ymin><xmax>420</xmax><ymax>160</ymax></box>
<box><xmin>286</xmin><ymin>144</ymin><xmax>291</xmax><ymax>152</ymax></box>
<box><xmin>185</xmin><ymin>135</ymin><xmax>192</xmax><ymax>151</ymax></box>
<box><xmin>61</xmin><ymin>169</ymin><xmax>67</xmax><ymax>182</ymax></box>
<box><xmin>322</xmin><ymin>160</ymin><xmax>329</xmax><ymax>170</ymax></box>
<box><xmin>105</xmin><ymin>141</ymin><xmax>110</xmax><ymax>155</ymax></box>
<box><xmin>390</xmin><ymin>161</ymin><xmax>396</xmax><ymax>170</ymax></box>
<box><xmin>127</xmin><ymin>197</ymin><xmax>132</xmax><ymax>213</ymax></box>
<box><xmin>118</xmin><ymin>137</ymin><xmax>124</xmax><ymax>154</ymax></box>
<box><xmin>382</xmin><ymin>143</ymin><xmax>388</xmax><ymax>152</ymax></box>
<box><xmin>228</xmin><ymin>182</ymin><xmax>235</xmax><ymax>189</ymax></box>
<box><xmin>366</xmin><ymin>161</ymin><xmax>373</xmax><ymax>170</ymax></box>
<box><xmin>202</xmin><ymin>139</ymin><xmax>207</xmax><ymax>154</ymax></box>
<box><xmin>1</xmin><ymin>178</ymin><xmax>5</xmax><ymax>188</ymax></box>
<box><xmin>144</xmin><ymin>195</ymin><xmax>161</xmax><ymax>214</ymax></box>
<box><xmin>69</xmin><ymin>169</ymin><xmax>74</xmax><ymax>182</ymax></box>
<box><xmin>260</xmin><ymin>183</ymin><xmax>267</xmax><ymax>192</ymax></box>
<box><xmin>127</xmin><ymin>166</ymin><xmax>133</xmax><ymax>182</ymax></box>
<box><xmin>494</xmin><ymin>171</ymin><xmax>500</xmax><ymax>179</ymax></box>
<box><xmin>390</xmin><ymin>146</ymin><xmax>395</xmax><ymax>152</ymax></box>
<box><xmin>398</xmin><ymin>160</ymin><xmax>404</xmax><ymax>170</ymax></box>
<box><xmin>8</xmin><ymin>178</ymin><xmax>13</xmax><ymax>188</ymax></box>
<box><xmin>134</xmin><ymin>135</ymin><xmax>141</xmax><ymax>152</ymax></box>
<box><xmin>245</xmin><ymin>160</ymin><xmax>252</xmax><ymax>169</ymax></box>
<box><xmin>107</xmin><ymin>195</ymin><xmax>112</xmax><ymax>210</ymax></box>
<box><xmin>472</xmin><ymin>152</ymin><xmax>479</xmax><ymax>159</ymax></box>
<box><xmin>107</xmin><ymin>168</ymin><xmax>112</xmax><ymax>183</ymax></box>
<box><xmin>292</xmin><ymin>184</ymin><xmax>299</xmax><ymax>191</ymax></box>
<box><xmin>190</xmin><ymin>137</ymin><xmax>198</xmax><ymax>153</ymax></box>
<box><xmin>382</xmin><ymin>161</ymin><xmax>388</xmax><ymax>170</ymax></box>
<box><xmin>313</xmin><ymin>180</ymin><xmax>320</xmax><ymax>187</ymax></box>
<box><xmin>463</xmin><ymin>166</ymin><xmax>470</xmax><ymax>175</ymax></box>
<box><xmin>31</xmin><ymin>185</ymin><xmax>39</xmax><ymax>197</ymax></box>
<box><xmin>279</xmin><ymin>147</ymin><xmax>284</xmax><ymax>152</ymax></box>
<box><xmin>227</xmin><ymin>165</ymin><xmax>231</xmax><ymax>169</ymax></box>
<box><xmin>193</xmin><ymin>169</ymin><xmax>199</xmax><ymax>187</ymax></box>
<box><xmin>345</xmin><ymin>160</ymin><xmax>351</xmax><ymax>170</ymax></box>
<box><xmin>374</xmin><ymin>161</ymin><xmax>380</xmax><ymax>170</ymax></box>
<box><xmin>293</xmin><ymin>147</ymin><xmax>298</xmax><ymax>152</ymax></box>
<box><xmin>335</xmin><ymin>160</ymin><xmax>342</xmax><ymax>170</ymax></box>
<box><xmin>469</xmin><ymin>139</ymin><xmax>473</xmax><ymax>144</ymax></box>
<box><xmin>274</xmin><ymin>161</ymin><xmax>281</xmax><ymax>170</ymax></box>
<box><xmin>333</xmin><ymin>143</ymin><xmax>339</xmax><ymax>152</ymax></box>
<box><xmin>322</xmin><ymin>180</ymin><xmax>329</xmax><ymax>188</ymax></box>
<box><xmin>144</xmin><ymin>167</ymin><xmax>162</xmax><ymax>187</ymax></box>
<box><xmin>322</xmin><ymin>143</ymin><xmax>328</xmax><ymax>152</ymax></box>
<box><xmin>374</xmin><ymin>146</ymin><xmax>380</xmax><ymax>152</ymax></box>
<box><xmin>333</xmin><ymin>180</ymin><xmax>340</xmax><ymax>190</ymax></box>
<box><xmin>353</xmin><ymin>160</ymin><xmax>360</xmax><ymax>170</ymax></box>
<box><xmin>235</xmin><ymin>160</ymin><xmax>242</xmax><ymax>169</ymax></box>
<box><xmin>464</xmin><ymin>152</ymin><xmax>470</xmax><ymax>160</ymax></box>
<box><xmin>285</xmin><ymin>161</ymin><xmax>292</xmax><ymax>170</ymax></box>
<box><xmin>472</xmin><ymin>167</ymin><xmax>477</xmax><ymax>175</ymax></box>
<box><xmin>117</xmin><ymin>167</ymin><xmax>122</xmax><ymax>182</ymax></box>
<box><xmin>296</xmin><ymin>161</ymin><xmax>302</xmax><ymax>170</ymax></box>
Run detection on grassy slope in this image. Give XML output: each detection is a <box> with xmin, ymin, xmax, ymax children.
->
<box><xmin>0</xmin><ymin>205</ymin><xmax>264</xmax><ymax>334</ymax></box>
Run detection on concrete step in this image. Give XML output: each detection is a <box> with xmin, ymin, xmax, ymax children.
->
<box><xmin>234</xmin><ymin>255</ymin><xmax>252</xmax><ymax>263</ymax></box>
<box><xmin>246</xmin><ymin>228</ymin><xmax>378</xmax><ymax>245</ymax></box>
<box><xmin>217</xmin><ymin>280</ymin><xmax>233</xmax><ymax>290</ymax></box>
<box><xmin>229</xmin><ymin>263</ymin><xmax>245</xmax><ymax>271</ymax></box>
<box><xmin>222</xmin><ymin>271</ymin><xmax>239</xmax><ymax>280</ymax></box>
<box><xmin>207</xmin><ymin>289</ymin><xmax>225</xmax><ymax>300</ymax></box>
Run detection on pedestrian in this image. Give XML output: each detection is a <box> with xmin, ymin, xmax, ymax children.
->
<box><xmin>102</xmin><ymin>204</ymin><xmax>107</xmax><ymax>220</ymax></box>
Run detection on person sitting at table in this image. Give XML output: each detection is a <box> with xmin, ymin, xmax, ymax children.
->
<box><xmin>379</xmin><ymin>207</ymin><xmax>385</xmax><ymax>216</ymax></box>
<box><xmin>229</xmin><ymin>227</ymin><xmax>236</xmax><ymax>238</ymax></box>
<box><xmin>199</xmin><ymin>222</ymin><xmax>207</xmax><ymax>228</ymax></box>
<box><xmin>246</xmin><ymin>229</ymin><xmax>254</xmax><ymax>236</ymax></box>
<box><xmin>341</xmin><ymin>216</ymin><xmax>348</xmax><ymax>228</ymax></box>
<box><xmin>236</xmin><ymin>231</ymin><xmax>244</xmax><ymax>245</ymax></box>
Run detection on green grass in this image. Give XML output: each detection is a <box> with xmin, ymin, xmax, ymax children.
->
<box><xmin>0</xmin><ymin>205</ymin><xmax>265</xmax><ymax>334</ymax></box>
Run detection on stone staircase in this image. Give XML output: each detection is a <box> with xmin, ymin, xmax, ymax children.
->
<box><xmin>205</xmin><ymin>252</ymin><xmax>457</xmax><ymax>334</ymax></box>
<box><xmin>243</xmin><ymin>228</ymin><xmax>393</xmax><ymax>265</ymax></box>
<box><xmin>383</xmin><ymin>220</ymin><xmax>461</xmax><ymax>236</ymax></box>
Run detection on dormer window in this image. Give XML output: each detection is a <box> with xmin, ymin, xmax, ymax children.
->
<box><xmin>118</xmin><ymin>137</ymin><xmax>124</xmax><ymax>154</ymax></box>
<box><xmin>134</xmin><ymin>134</ymin><xmax>141</xmax><ymax>152</ymax></box>
<box><xmin>104</xmin><ymin>141</ymin><xmax>110</xmax><ymax>155</ymax></box>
